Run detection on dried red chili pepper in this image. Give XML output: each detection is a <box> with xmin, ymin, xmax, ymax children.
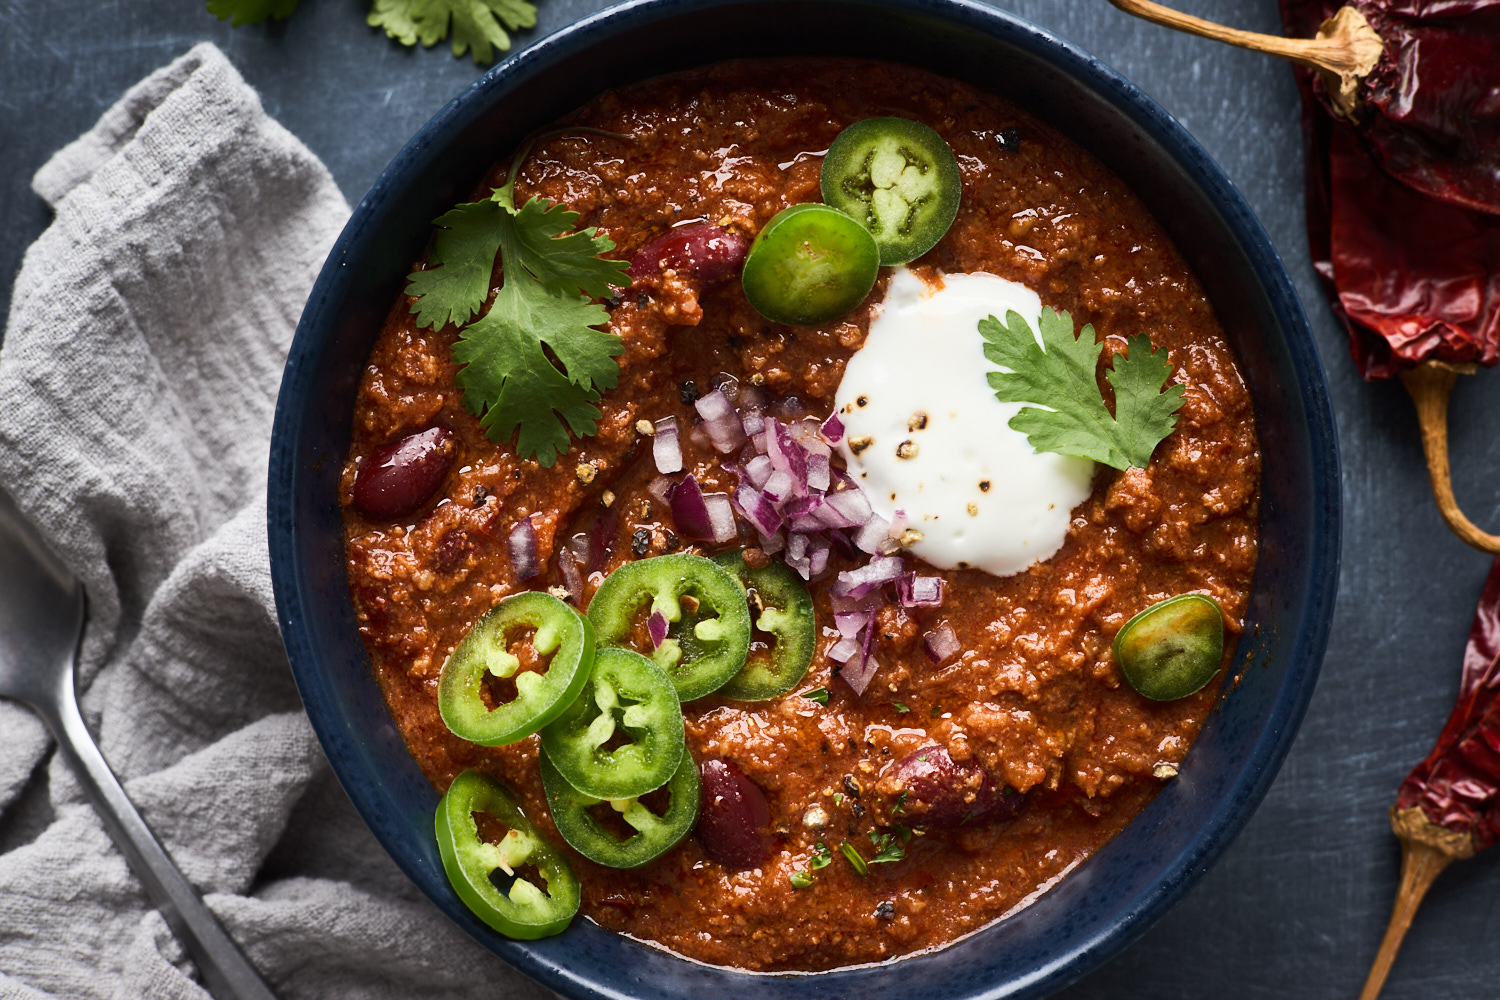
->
<box><xmin>1108</xmin><ymin>0</ymin><xmax>1500</xmax><ymax>551</ymax></box>
<box><xmin>1353</xmin><ymin>555</ymin><xmax>1500</xmax><ymax>999</ymax></box>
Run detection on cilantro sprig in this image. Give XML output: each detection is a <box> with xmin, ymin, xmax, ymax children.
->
<box><xmin>209</xmin><ymin>0</ymin><xmax>537</xmax><ymax>64</ymax></box>
<box><xmin>979</xmin><ymin>309</ymin><xmax>1185</xmax><ymax>470</ymax></box>
<box><xmin>406</xmin><ymin>132</ymin><xmax>631</xmax><ymax>466</ymax></box>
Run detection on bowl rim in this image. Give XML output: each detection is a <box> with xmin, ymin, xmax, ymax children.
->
<box><xmin>268</xmin><ymin>0</ymin><xmax>1341</xmax><ymax>996</ymax></box>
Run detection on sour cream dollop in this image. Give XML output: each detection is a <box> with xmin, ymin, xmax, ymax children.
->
<box><xmin>834</xmin><ymin>268</ymin><xmax>1094</xmax><ymax>577</ymax></box>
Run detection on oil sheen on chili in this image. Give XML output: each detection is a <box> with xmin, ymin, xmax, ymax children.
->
<box><xmin>339</xmin><ymin>59</ymin><xmax>1261</xmax><ymax>971</ymax></box>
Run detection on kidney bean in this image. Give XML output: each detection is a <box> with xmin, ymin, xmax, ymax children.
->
<box><xmin>873</xmin><ymin>744</ymin><xmax>1023</xmax><ymax>828</ymax></box>
<box><xmin>629</xmin><ymin>224</ymin><xmax>749</xmax><ymax>284</ymax></box>
<box><xmin>351</xmin><ymin>425</ymin><xmax>457</xmax><ymax>520</ymax></box>
<box><xmin>696</xmin><ymin>758</ymin><xmax>773</xmax><ymax>869</ymax></box>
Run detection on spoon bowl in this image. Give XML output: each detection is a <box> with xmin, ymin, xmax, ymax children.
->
<box><xmin>0</xmin><ymin>488</ymin><xmax>276</xmax><ymax>1000</ymax></box>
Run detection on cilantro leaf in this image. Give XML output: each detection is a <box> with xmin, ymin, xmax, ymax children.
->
<box><xmin>410</xmin><ymin>185</ymin><xmax>630</xmax><ymax>467</ymax></box>
<box><xmin>800</xmin><ymin>687</ymin><xmax>830</xmax><ymax>706</ymax></box>
<box><xmin>979</xmin><ymin>309</ymin><xmax>1185</xmax><ymax>471</ymax></box>
<box><xmin>810</xmin><ymin>841</ymin><xmax>833</xmax><ymax>869</ymax></box>
<box><xmin>368</xmin><ymin>0</ymin><xmax>537</xmax><ymax>65</ymax></box>
<box><xmin>405</xmin><ymin>199</ymin><xmax>509</xmax><ymax>331</ymax></box>
<box><xmin>867</xmin><ymin>831</ymin><xmax>906</xmax><ymax>864</ymax></box>
<box><xmin>206</xmin><ymin>0</ymin><xmax>298</xmax><ymax>25</ymax></box>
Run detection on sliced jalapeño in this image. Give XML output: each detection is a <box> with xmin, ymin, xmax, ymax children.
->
<box><xmin>539</xmin><ymin>646</ymin><xmax>685</xmax><ymax>800</ymax></box>
<box><xmin>540</xmin><ymin>749</ymin><xmax>701</xmax><ymax>869</ymax></box>
<box><xmin>712</xmin><ymin>550</ymin><xmax>816</xmax><ymax>701</ymax></box>
<box><xmin>434</xmin><ymin>770</ymin><xmax>580</xmax><ymax>940</ymax></box>
<box><xmin>438</xmin><ymin>591</ymin><xmax>595</xmax><ymax>746</ymax></box>
<box><xmin>587</xmin><ymin>553</ymin><xmax>751</xmax><ymax>701</ymax></box>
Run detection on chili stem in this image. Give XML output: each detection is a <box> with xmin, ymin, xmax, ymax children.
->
<box><xmin>1104</xmin><ymin>0</ymin><xmax>1383</xmax><ymax>118</ymax></box>
<box><xmin>1359</xmin><ymin>807</ymin><xmax>1475</xmax><ymax>1000</ymax></box>
<box><xmin>1399</xmin><ymin>361</ymin><xmax>1500</xmax><ymax>555</ymax></box>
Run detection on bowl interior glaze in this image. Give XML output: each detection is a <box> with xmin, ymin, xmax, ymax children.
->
<box><xmin>267</xmin><ymin>2</ymin><xmax>1340</xmax><ymax>997</ymax></box>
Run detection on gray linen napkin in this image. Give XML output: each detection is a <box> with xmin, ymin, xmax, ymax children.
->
<box><xmin>0</xmin><ymin>43</ymin><xmax>554</xmax><ymax>1000</ymax></box>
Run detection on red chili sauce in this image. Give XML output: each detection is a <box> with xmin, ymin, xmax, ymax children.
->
<box><xmin>339</xmin><ymin>59</ymin><xmax>1261</xmax><ymax>971</ymax></box>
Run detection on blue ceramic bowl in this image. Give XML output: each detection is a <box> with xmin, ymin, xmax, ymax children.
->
<box><xmin>268</xmin><ymin>1</ymin><xmax>1341</xmax><ymax>996</ymax></box>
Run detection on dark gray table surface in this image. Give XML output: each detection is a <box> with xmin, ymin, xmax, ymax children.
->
<box><xmin>3</xmin><ymin>0</ymin><xmax>1499</xmax><ymax>997</ymax></box>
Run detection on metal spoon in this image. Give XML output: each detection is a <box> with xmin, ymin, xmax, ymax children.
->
<box><xmin>0</xmin><ymin>489</ymin><xmax>276</xmax><ymax>1000</ymax></box>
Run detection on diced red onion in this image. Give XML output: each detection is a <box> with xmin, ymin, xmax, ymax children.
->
<box><xmin>782</xmin><ymin>495</ymin><xmax>819</xmax><ymax>517</ymax></box>
<box><xmin>765</xmin><ymin>421</ymin><xmax>808</xmax><ymax>489</ymax></box>
<box><xmin>834</xmin><ymin>611</ymin><xmax>869</xmax><ymax>639</ymax></box>
<box><xmin>842</xmin><ymin>617</ymin><xmax>880</xmax><ymax>696</ymax></box>
<box><xmin>828</xmin><ymin>466</ymin><xmax>859</xmax><ymax>493</ymax></box>
<box><xmin>828</xmin><ymin>637</ymin><xmax>859</xmax><ymax>663</ymax></box>
<box><xmin>732</xmin><ymin>484</ymin><xmax>783</xmax><ymax>537</ymax></box>
<box><xmin>807</xmin><ymin>452</ymin><xmax>830</xmax><ymax>492</ymax></box>
<box><xmin>653</xmin><ymin>416</ymin><xmax>682</xmax><ymax>474</ymax></box>
<box><xmin>821</xmin><ymin>412</ymin><xmax>845</xmax><ymax>444</ymax></box>
<box><xmin>808</xmin><ymin>537</ymin><xmax>830</xmax><ymax>578</ymax></box>
<box><xmin>785</xmin><ymin>532</ymin><xmax>812</xmax><ymax>580</ymax></box>
<box><xmin>897</xmin><ymin>574</ymin><xmax>945</xmax><ymax>608</ymax></box>
<box><xmin>742</xmin><ymin>454</ymin><xmax>773</xmax><ymax>489</ymax></box>
<box><xmin>829</xmin><ymin>555</ymin><xmax>905</xmax><ymax>599</ymax></box>
<box><xmin>648</xmin><ymin>474</ymin><xmax>676</xmax><ymax>508</ymax></box>
<box><xmin>713</xmin><ymin>374</ymin><xmax>740</xmax><ymax>403</ymax></box>
<box><xmin>791</xmin><ymin>418</ymin><xmax>825</xmax><ymax>449</ymax></box>
<box><xmin>649</xmin><ymin>610</ymin><xmax>670</xmax><ymax>648</ymax></box>
<box><xmin>831</xmin><ymin>590</ymin><xmax>884</xmax><ymax>614</ymax></box>
<box><xmin>668</xmin><ymin>473</ymin><xmax>715</xmax><ymax>542</ymax></box>
<box><xmin>842</xmin><ymin>657</ymin><xmax>879</xmax><ymax>697</ymax></box>
<box><xmin>508</xmin><ymin>516</ymin><xmax>540</xmax><ymax>581</ymax></box>
<box><xmin>557</xmin><ymin>550</ymin><xmax>583</xmax><ymax>601</ymax></box>
<box><xmin>825</xmin><ymin>488</ymin><xmax>871</xmax><ymax>525</ymax></box>
<box><xmin>760</xmin><ymin>529</ymin><xmax>786</xmax><ymax>556</ymax></box>
<box><xmin>741</xmin><ymin>411</ymin><xmax>766</xmax><ymax>439</ymax></box>
<box><xmin>854</xmin><ymin>514</ymin><xmax>891</xmax><ymax>555</ymax></box>
<box><xmin>763</xmin><ymin>469</ymin><xmax>795</xmax><ymax>503</ymax></box>
<box><xmin>704</xmin><ymin>492</ymin><xmax>737</xmax><ymax>544</ymax></box>
<box><xmin>789</xmin><ymin>512</ymin><xmax>826</xmax><ymax>534</ymax></box>
<box><xmin>923</xmin><ymin>623</ymin><xmax>961</xmax><ymax>664</ymax></box>
<box><xmin>568</xmin><ymin>532</ymin><xmax>592</xmax><ymax>566</ymax></box>
<box><xmin>689</xmin><ymin>424</ymin><xmax>711</xmax><ymax>449</ymax></box>
<box><xmin>828</xmin><ymin>528</ymin><xmax>859</xmax><ymax>560</ymax></box>
<box><xmin>695</xmin><ymin>390</ymin><xmax>747</xmax><ymax>454</ymax></box>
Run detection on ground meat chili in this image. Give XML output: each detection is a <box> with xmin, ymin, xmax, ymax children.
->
<box><xmin>339</xmin><ymin>59</ymin><xmax>1261</xmax><ymax>971</ymax></box>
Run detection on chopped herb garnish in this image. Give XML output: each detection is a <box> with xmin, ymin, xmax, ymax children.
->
<box><xmin>892</xmin><ymin>790</ymin><xmax>908</xmax><ymax>815</ymax></box>
<box><xmin>801</xmin><ymin>687</ymin><xmax>830</xmax><ymax>706</ymax></box>
<box><xmin>867</xmin><ymin>831</ymin><xmax>906</xmax><ymax>864</ymax></box>
<box><xmin>930</xmin><ymin>704</ymin><xmax>942</xmax><ymax>718</ymax></box>
<box><xmin>839</xmin><ymin>841</ymin><xmax>869</xmax><ymax>876</ymax></box>
<box><xmin>832</xmin><ymin>792</ymin><xmax>845</xmax><ymax>806</ymax></box>
<box><xmin>790</xmin><ymin>871</ymin><xmax>814</xmax><ymax>889</ymax></box>
<box><xmin>210</xmin><ymin>0</ymin><xmax>537</xmax><ymax>65</ymax></box>
<box><xmin>979</xmin><ymin>308</ymin><xmax>1185</xmax><ymax>471</ymax></box>
<box><xmin>894</xmin><ymin>824</ymin><xmax>912</xmax><ymax>842</ymax></box>
<box><xmin>810</xmin><ymin>841</ymin><xmax>833</xmax><ymax>870</ymax></box>
<box><xmin>891</xmin><ymin>701</ymin><xmax>910</xmax><ymax>713</ymax></box>
<box><xmin>404</xmin><ymin>138</ymin><xmax>631</xmax><ymax>467</ymax></box>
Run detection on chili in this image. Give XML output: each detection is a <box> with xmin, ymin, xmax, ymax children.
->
<box><xmin>1358</xmin><ymin>556</ymin><xmax>1500</xmax><ymax>999</ymax></box>
<box><xmin>434</xmin><ymin>770</ymin><xmax>581</xmax><ymax>940</ymax></box>
<box><xmin>540</xmin><ymin>750</ymin><xmax>701</xmax><ymax>868</ymax></box>
<box><xmin>587</xmin><ymin>553</ymin><xmax>752</xmax><ymax>701</ymax></box>
<box><xmin>1108</xmin><ymin>0</ymin><xmax>1500</xmax><ymax>551</ymax></box>
<box><xmin>712</xmin><ymin>550</ymin><xmax>816</xmax><ymax>701</ymax></box>
<box><xmin>438</xmin><ymin>591</ymin><xmax>595</xmax><ymax>746</ymax></box>
<box><xmin>539</xmin><ymin>645</ymin><xmax>686</xmax><ymax>800</ymax></box>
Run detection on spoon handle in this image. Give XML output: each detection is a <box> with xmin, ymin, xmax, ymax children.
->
<box><xmin>42</xmin><ymin>679</ymin><xmax>278</xmax><ymax>1000</ymax></box>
